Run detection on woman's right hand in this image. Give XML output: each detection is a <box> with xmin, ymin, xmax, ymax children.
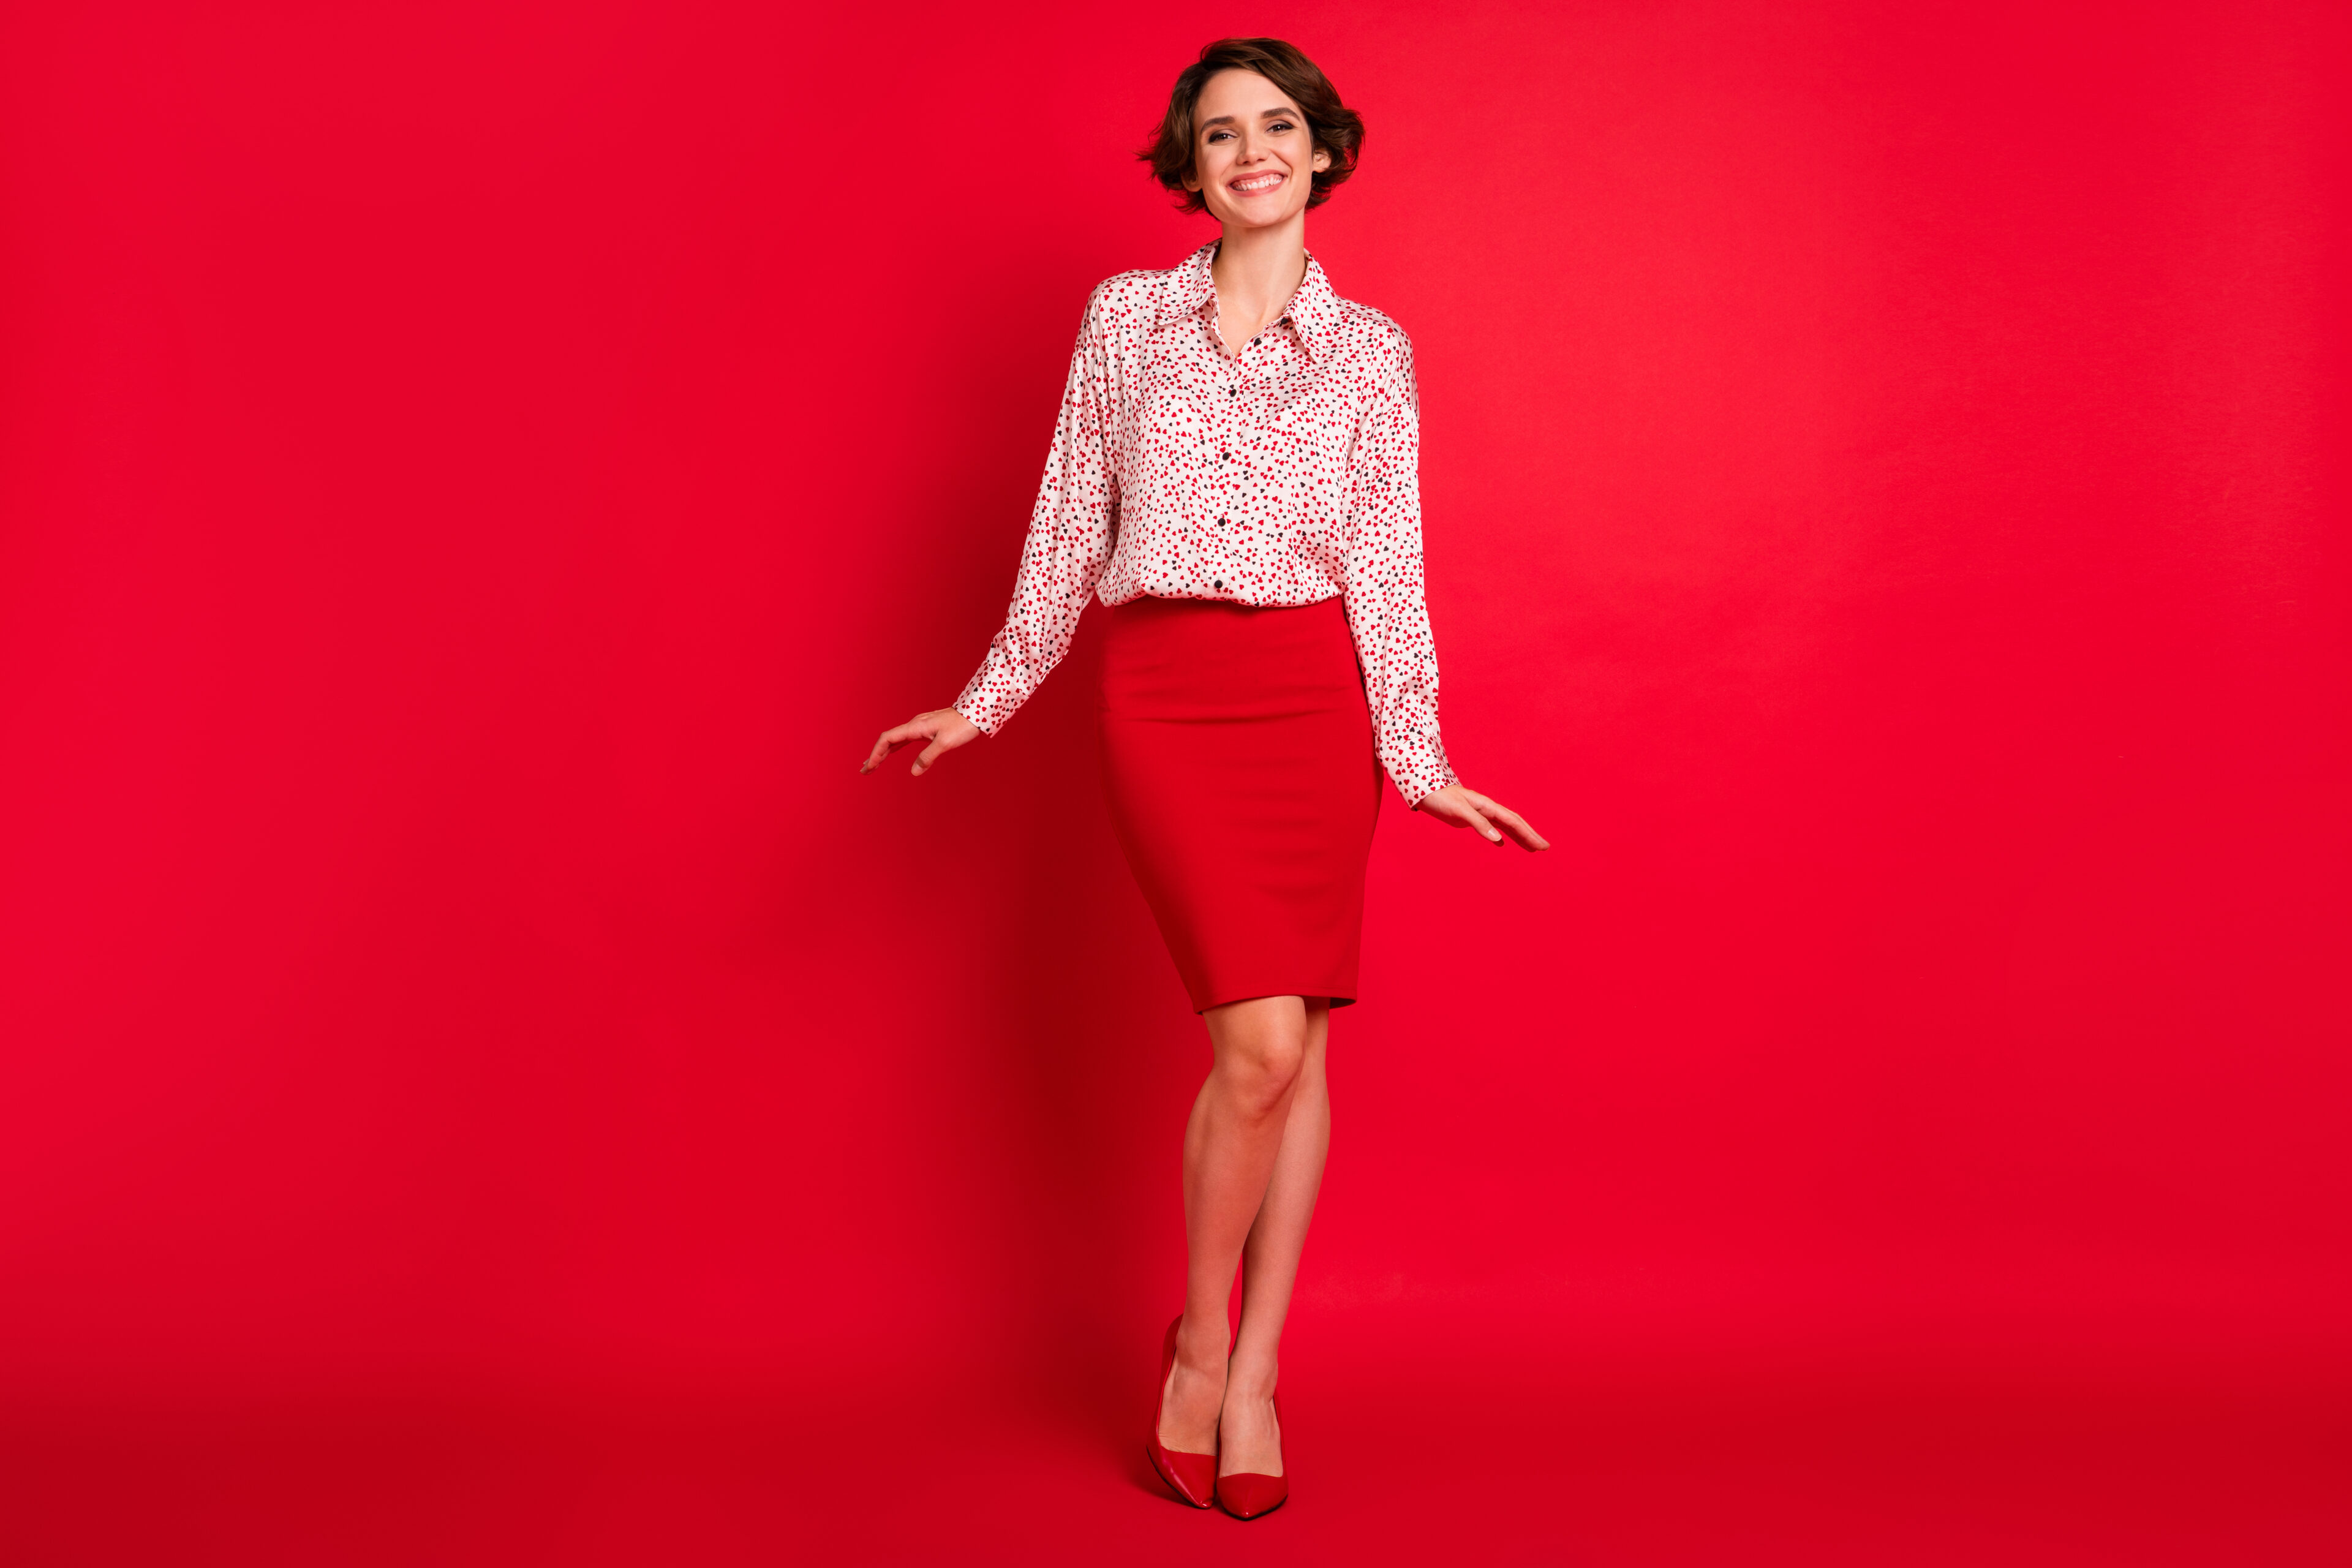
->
<box><xmin>860</xmin><ymin>708</ymin><xmax>982</xmax><ymax>777</ymax></box>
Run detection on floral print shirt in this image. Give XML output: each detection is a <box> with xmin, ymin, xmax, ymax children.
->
<box><xmin>954</xmin><ymin>241</ymin><xmax>1457</xmax><ymax>805</ymax></box>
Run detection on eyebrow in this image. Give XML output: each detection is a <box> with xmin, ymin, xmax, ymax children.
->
<box><xmin>1198</xmin><ymin>107</ymin><xmax>1300</xmax><ymax>129</ymax></box>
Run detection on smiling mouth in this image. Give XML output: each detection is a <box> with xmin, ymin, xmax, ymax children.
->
<box><xmin>1229</xmin><ymin>172</ymin><xmax>1286</xmax><ymax>194</ymax></box>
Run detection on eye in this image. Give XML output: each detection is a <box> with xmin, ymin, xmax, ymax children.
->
<box><xmin>1205</xmin><ymin>128</ymin><xmax>1234</xmax><ymax>143</ymax></box>
<box><xmin>1268</xmin><ymin>119</ymin><xmax>1295</xmax><ymax>133</ymax></box>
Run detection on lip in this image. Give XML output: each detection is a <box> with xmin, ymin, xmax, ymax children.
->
<box><xmin>1227</xmin><ymin>170</ymin><xmax>1287</xmax><ymax>196</ymax></box>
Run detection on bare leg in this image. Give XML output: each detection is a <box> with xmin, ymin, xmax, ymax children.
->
<box><xmin>1221</xmin><ymin>1000</ymin><xmax>1329</xmax><ymax>1476</ymax></box>
<box><xmin>1156</xmin><ymin>995</ymin><xmax>1310</xmax><ymax>1457</ymax></box>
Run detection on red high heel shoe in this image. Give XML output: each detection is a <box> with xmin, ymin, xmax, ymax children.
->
<box><xmin>1144</xmin><ymin>1317</ymin><xmax>1218</xmax><ymax>1509</ymax></box>
<box><xmin>1216</xmin><ymin>1392</ymin><xmax>1287</xmax><ymax>1520</ymax></box>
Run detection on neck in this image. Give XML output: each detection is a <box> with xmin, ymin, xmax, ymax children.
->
<box><xmin>1210</xmin><ymin>215</ymin><xmax>1309</xmax><ymax>331</ymax></box>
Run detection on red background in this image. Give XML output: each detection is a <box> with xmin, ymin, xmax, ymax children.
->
<box><xmin>2</xmin><ymin>2</ymin><xmax>2346</xmax><ymax>1562</ymax></box>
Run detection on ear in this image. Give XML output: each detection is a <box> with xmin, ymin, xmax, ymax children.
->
<box><xmin>1311</xmin><ymin>147</ymin><xmax>1331</xmax><ymax>173</ymax></box>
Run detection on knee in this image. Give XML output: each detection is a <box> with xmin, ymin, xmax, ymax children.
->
<box><xmin>1224</xmin><ymin>1031</ymin><xmax>1306</xmax><ymax>1117</ymax></box>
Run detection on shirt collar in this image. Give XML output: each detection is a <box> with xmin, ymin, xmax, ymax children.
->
<box><xmin>1160</xmin><ymin>241</ymin><xmax>1341</xmax><ymax>362</ymax></box>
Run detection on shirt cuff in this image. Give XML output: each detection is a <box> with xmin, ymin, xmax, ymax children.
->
<box><xmin>1385</xmin><ymin>733</ymin><xmax>1458</xmax><ymax>809</ymax></box>
<box><xmin>951</xmin><ymin>660</ymin><xmax>1027</xmax><ymax>736</ymax></box>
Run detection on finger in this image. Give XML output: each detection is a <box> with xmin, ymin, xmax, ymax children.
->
<box><xmin>861</xmin><ymin>723</ymin><xmax>919</xmax><ymax>773</ymax></box>
<box><xmin>1455</xmin><ymin>800</ymin><xmax>1504</xmax><ymax>843</ymax></box>
<box><xmin>1497</xmin><ymin>815</ymin><xmax>1548</xmax><ymax>851</ymax></box>
<box><xmin>1480</xmin><ymin>802</ymin><xmax>1550</xmax><ymax>852</ymax></box>
<box><xmin>910</xmin><ymin>736</ymin><xmax>951</xmax><ymax>775</ymax></box>
<box><xmin>1472</xmin><ymin>797</ymin><xmax>1538</xmax><ymax>849</ymax></box>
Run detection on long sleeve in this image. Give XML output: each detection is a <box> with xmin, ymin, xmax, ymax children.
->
<box><xmin>1340</xmin><ymin>336</ymin><xmax>1458</xmax><ymax>806</ymax></box>
<box><xmin>952</xmin><ymin>292</ymin><xmax>1118</xmax><ymax>734</ymax></box>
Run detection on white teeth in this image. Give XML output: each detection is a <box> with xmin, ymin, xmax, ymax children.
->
<box><xmin>1233</xmin><ymin>174</ymin><xmax>1283</xmax><ymax>192</ymax></box>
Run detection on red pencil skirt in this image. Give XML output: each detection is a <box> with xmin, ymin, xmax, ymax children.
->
<box><xmin>1096</xmin><ymin>594</ymin><xmax>1383</xmax><ymax>1013</ymax></box>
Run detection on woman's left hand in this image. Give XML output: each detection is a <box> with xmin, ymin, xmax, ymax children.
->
<box><xmin>1414</xmin><ymin>784</ymin><xmax>1549</xmax><ymax>851</ymax></box>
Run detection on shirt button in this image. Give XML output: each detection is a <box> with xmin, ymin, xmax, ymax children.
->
<box><xmin>1213</xmin><ymin>580</ymin><xmax>1223</xmax><ymax>590</ymax></box>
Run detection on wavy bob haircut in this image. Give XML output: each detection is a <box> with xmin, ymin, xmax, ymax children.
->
<box><xmin>1140</xmin><ymin>38</ymin><xmax>1363</xmax><ymax>214</ymax></box>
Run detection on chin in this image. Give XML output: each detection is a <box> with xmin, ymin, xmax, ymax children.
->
<box><xmin>1217</xmin><ymin>200</ymin><xmax>1301</xmax><ymax>230</ymax></box>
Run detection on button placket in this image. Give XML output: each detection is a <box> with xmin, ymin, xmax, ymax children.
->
<box><xmin>959</xmin><ymin>248</ymin><xmax>1447</xmax><ymax>802</ymax></box>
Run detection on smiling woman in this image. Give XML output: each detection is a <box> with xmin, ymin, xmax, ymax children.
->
<box><xmin>1141</xmin><ymin>37</ymin><xmax>1363</xmax><ymax>216</ymax></box>
<box><xmin>861</xmin><ymin>35</ymin><xmax>1545</xmax><ymax>1523</ymax></box>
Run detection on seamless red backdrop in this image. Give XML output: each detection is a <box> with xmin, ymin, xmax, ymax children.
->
<box><xmin>1</xmin><ymin>2</ymin><xmax>2347</xmax><ymax>1561</ymax></box>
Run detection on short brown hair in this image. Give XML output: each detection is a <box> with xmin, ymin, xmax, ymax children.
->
<box><xmin>1140</xmin><ymin>39</ymin><xmax>1363</xmax><ymax>214</ymax></box>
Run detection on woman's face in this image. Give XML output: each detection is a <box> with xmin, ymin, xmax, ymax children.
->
<box><xmin>1183</xmin><ymin>68</ymin><xmax>1331</xmax><ymax>229</ymax></box>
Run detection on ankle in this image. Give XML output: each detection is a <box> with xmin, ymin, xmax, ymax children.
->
<box><xmin>1174</xmin><ymin>1314</ymin><xmax>1229</xmax><ymax>1371</ymax></box>
<box><xmin>1224</xmin><ymin>1362</ymin><xmax>1278</xmax><ymax>1403</ymax></box>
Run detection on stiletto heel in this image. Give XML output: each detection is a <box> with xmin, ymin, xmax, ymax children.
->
<box><xmin>1144</xmin><ymin>1316</ymin><xmax>1218</xmax><ymax>1509</ymax></box>
<box><xmin>1216</xmin><ymin>1391</ymin><xmax>1287</xmax><ymax>1520</ymax></box>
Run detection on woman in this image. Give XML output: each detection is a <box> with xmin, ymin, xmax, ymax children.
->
<box><xmin>861</xmin><ymin>38</ymin><xmax>1545</xmax><ymax>1520</ymax></box>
